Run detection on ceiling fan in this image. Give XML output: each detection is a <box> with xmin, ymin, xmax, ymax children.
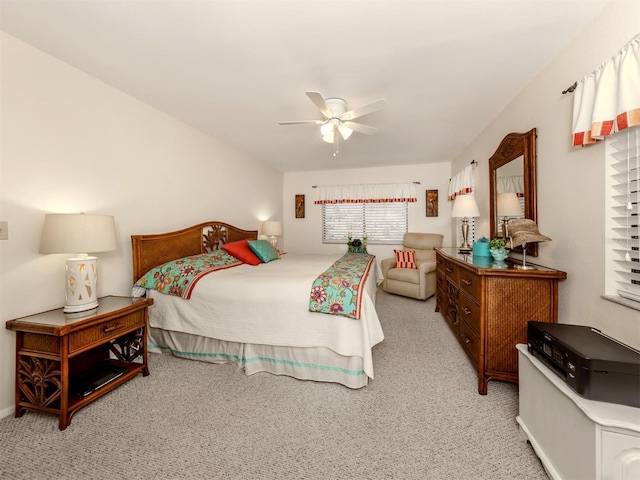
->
<box><xmin>278</xmin><ymin>91</ymin><xmax>387</xmax><ymax>156</ymax></box>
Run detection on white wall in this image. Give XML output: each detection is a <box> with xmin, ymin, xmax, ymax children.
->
<box><xmin>283</xmin><ymin>162</ymin><xmax>452</xmax><ymax>265</ymax></box>
<box><xmin>450</xmin><ymin>0</ymin><xmax>640</xmax><ymax>349</ymax></box>
<box><xmin>0</xmin><ymin>33</ymin><xmax>283</xmax><ymax>414</ymax></box>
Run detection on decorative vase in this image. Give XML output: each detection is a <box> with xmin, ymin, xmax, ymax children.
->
<box><xmin>490</xmin><ymin>247</ymin><xmax>508</xmax><ymax>261</ymax></box>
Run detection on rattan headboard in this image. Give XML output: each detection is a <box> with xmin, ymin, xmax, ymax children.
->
<box><xmin>131</xmin><ymin>221</ymin><xmax>258</xmax><ymax>282</ymax></box>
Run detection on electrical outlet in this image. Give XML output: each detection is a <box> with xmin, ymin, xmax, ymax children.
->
<box><xmin>0</xmin><ymin>221</ymin><xmax>8</xmax><ymax>240</ymax></box>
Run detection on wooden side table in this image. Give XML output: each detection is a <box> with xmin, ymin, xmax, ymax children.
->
<box><xmin>6</xmin><ymin>295</ymin><xmax>153</xmax><ymax>430</ymax></box>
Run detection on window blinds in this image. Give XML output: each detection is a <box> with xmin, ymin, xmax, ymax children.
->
<box><xmin>322</xmin><ymin>203</ymin><xmax>408</xmax><ymax>245</ymax></box>
<box><xmin>607</xmin><ymin>126</ymin><xmax>640</xmax><ymax>303</ymax></box>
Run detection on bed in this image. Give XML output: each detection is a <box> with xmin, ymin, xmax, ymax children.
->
<box><xmin>131</xmin><ymin>221</ymin><xmax>384</xmax><ymax>388</ymax></box>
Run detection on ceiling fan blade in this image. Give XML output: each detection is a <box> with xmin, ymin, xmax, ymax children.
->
<box><xmin>305</xmin><ymin>91</ymin><xmax>331</xmax><ymax>118</ymax></box>
<box><xmin>342</xmin><ymin>121</ymin><xmax>378</xmax><ymax>135</ymax></box>
<box><xmin>278</xmin><ymin>120</ymin><xmax>324</xmax><ymax>125</ymax></box>
<box><xmin>342</xmin><ymin>98</ymin><xmax>387</xmax><ymax>121</ymax></box>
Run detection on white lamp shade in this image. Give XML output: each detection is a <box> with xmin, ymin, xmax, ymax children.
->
<box><xmin>497</xmin><ymin>193</ymin><xmax>522</xmax><ymax>217</ymax></box>
<box><xmin>262</xmin><ymin>221</ymin><xmax>282</xmax><ymax>237</ymax></box>
<box><xmin>40</xmin><ymin>213</ymin><xmax>116</xmax><ymax>313</ymax></box>
<box><xmin>451</xmin><ymin>195</ymin><xmax>480</xmax><ymax>218</ymax></box>
<box><xmin>40</xmin><ymin>213</ymin><xmax>116</xmax><ymax>254</ymax></box>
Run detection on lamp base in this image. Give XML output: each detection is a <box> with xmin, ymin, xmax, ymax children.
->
<box><xmin>64</xmin><ymin>300</ymin><xmax>99</xmax><ymax>314</ymax></box>
<box><xmin>514</xmin><ymin>264</ymin><xmax>536</xmax><ymax>270</ymax></box>
<box><xmin>64</xmin><ymin>254</ymin><xmax>99</xmax><ymax>313</ymax></box>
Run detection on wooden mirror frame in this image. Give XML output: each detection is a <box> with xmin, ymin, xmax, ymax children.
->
<box><xmin>489</xmin><ymin>128</ymin><xmax>538</xmax><ymax>256</ymax></box>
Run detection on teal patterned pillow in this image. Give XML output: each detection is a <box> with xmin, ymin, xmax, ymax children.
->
<box><xmin>248</xmin><ymin>239</ymin><xmax>279</xmax><ymax>263</ymax></box>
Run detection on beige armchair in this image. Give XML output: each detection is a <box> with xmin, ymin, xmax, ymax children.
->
<box><xmin>380</xmin><ymin>232</ymin><xmax>444</xmax><ymax>300</ymax></box>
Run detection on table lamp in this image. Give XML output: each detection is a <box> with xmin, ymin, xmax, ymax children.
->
<box><xmin>262</xmin><ymin>221</ymin><xmax>282</xmax><ymax>249</ymax></box>
<box><xmin>509</xmin><ymin>219</ymin><xmax>551</xmax><ymax>270</ymax></box>
<box><xmin>497</xmin><ymin>192</ymin><xmax>522</xmax><ymax>238</ymax></box>
<box><xmin>451</xmin><ymin>194</ymin><xmax>480</xmax><ymax>253</ymax></box>
<box><xmin>40</xmin><ymin>213</ymin><xmax>117</xmax><ymax>313</ymax></box>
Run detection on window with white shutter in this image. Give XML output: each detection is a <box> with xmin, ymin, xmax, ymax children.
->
<box><xmin>605</xmin><ymin>126</ymin><xmax>640</xmax><ymax>308</ymax></box>
<box><xmin>322</xmin><ymin>202</ymin><xmax>408</xmax><ymax>245</ymax></box>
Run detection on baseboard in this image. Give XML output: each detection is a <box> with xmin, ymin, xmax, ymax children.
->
<box><xmin>0</xmin><ymin>405</ymin><xmax>14</xmax><ymax>420</ymax></box>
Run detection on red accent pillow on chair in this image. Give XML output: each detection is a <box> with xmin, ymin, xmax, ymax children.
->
<box><xmin>394</xmin><ymin>249</ymin><xmax>417</xmax><ymax>269</ymax></box>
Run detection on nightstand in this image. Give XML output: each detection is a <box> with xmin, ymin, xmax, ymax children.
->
<box><xmin>5</xmin><ymin>295</ymin><xmax>153</xmax><ymax>430</ymax></box>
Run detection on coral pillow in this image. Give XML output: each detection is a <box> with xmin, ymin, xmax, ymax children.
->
<box><xmin>222</xmin><ymin>239</ymin><xmax>262</xmax><ymax>266</ymax></box>
<box><xmin>394</xmin><ymin>249</ymin><xmax>417</xmax><ymax>269</ymax></box>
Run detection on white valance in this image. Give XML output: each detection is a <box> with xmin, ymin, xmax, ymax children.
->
<box><xmin>572</xmin><ymin>35</ymin><xmax>640</xmax><ymax>146</ymax></box>
<box><xmin>313</xmin><ymin>183</ymin><xmax>417</xmax><ymax>204</ymax></box>
<box><xmin>497</xmin><ymin>175</ymin><xmax>524</xmax><ymax>197</ymax></box>
<box><xmin>448</xmin><ymin>165</ymin><xmax>474</xmax><ymax>200</ymax></box>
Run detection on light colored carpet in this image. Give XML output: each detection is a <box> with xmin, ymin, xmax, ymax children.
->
<box><xmin>0</xmin><ymin>290</ymin><xmax>546</xmax><ymax>480</ymax></box>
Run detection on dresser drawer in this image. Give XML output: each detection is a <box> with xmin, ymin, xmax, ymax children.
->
<box><xmin>458</xmin><ymin>291</ymin><xmax>480</xmax><ymax>337</ymax></box>
<box><xmin>459</xmin><ymin>268</ymin><xmax>481</xmax><ymax>301</ymax></box>
<box><xmin>444</xmin><ymin>260</ymin><xmax>459</xmax><ymax>284</ymax></box>
<box><xmin>68</xmin><ymin>310</ymin><xmax>145</xmax><ymax>354</ymax></box>
<box><xmin>459</xmin><ymin>318</ymin><xmax>480</xmax><ymax>367</ymax></box>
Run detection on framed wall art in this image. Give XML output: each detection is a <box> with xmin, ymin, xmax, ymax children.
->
<box><xmin>426</xmin><ymin>189</ymin><xmax>438</xmax><ymax>217</ymax></box>
<box><xmin>295</xmin><ymin>194</ymin><xmax>305</xmax><ymax>218</ymax></box>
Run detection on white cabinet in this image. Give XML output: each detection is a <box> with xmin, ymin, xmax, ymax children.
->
<box><xmin>516</xmin><ymin>344</ymin><xmax>640</xmax><ymax>480</ymax></box>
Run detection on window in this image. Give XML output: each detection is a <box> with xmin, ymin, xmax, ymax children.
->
<box><xmin>322</xmin><ymin>202</ymin><xmax>408</xmax><ymax>244</ymax></box>
<box><xmin>605</xmin><ymin>126</ymin><xmax>639</xmax><ymax>308</ymax></box>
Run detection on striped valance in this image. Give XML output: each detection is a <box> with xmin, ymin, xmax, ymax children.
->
<box><xmin>314</xmin><ymin>183</ymin><xmax>417</xmax><ymax>204</ymax></box>
<box><xmin>448</xmin><ymin>165</ymin><xmax>474</xmax><ymax>200</ymax></box>
<box><xmin>572</xmin><ymin>35</ymin><xmax>640</xmax><ymax>147</ymax></box>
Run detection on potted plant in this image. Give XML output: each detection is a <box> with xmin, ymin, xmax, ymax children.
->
<box><xmin>489</xmin><ymin>237</ymin><xmax>509</xmax><ymax>261</ymax></box>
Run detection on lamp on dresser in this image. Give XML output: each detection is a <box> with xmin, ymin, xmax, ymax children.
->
<box><xmin>451</xmin><ymin>194</ymin><xmax>480</xmax><ymax>253</ymax></box>
<box><xmin>497</xmin><ymin>192</ymin><xmax>522</xmax><ymax>238</ymax></box>
<box><xmin>39</xmin><ymin>213</ymin><xmax>116</xmax><ymax>313</ymax></box>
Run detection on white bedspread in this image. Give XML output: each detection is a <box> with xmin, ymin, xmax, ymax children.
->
<box><xmin>147</xmin><ymin>253</ymin><xmax>384</xmax><ymax>378</ymax></box>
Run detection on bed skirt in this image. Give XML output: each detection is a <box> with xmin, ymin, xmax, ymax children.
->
<box><xmin>148</xmin><ymin>327</ymin><xmax>370</xmax><ymax>389</ymax></box>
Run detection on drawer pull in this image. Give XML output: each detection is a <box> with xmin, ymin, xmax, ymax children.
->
<box><xmin>462</xmin><ymin>335</ymin><xmax>471</xmax><ymax>344</ymax></box>
<box><xmin>462</xmin><ymin>307</ymin><xmax>472</xmax><ymax>315</ymax></box>
<box><xmin>103</xmin><ymin>324</ymin><xmax>121</xmax><ymax>333</ymax></box>
<box><xmin>462</xmin><ymin>279</ymin><xmax>472</xmax><ymax>286</ymax></box>
<box><xmin>446</xmin><ymin>267</ymin><xmax>453</xmax><ymax>273</ymax></box>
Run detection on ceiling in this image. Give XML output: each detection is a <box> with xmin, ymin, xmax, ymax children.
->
<box><xmin>0</xmin><ymin>0</ymin><xmax>609</xmax><ymax>172</ymax></box>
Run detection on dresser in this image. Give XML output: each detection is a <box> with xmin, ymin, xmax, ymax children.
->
<box><xmin>435</xmin><ymin>248</ymin><xmax>567</xmax><ymax>394</ymax></box>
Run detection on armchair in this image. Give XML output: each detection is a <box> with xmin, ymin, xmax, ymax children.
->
<box><xmin>380</xmin><ymin>232</ymin><xmax>444</xmax><ymax>300</ymax></box>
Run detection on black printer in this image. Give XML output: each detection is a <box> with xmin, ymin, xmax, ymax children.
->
<box><xmin>528</xmin><ymin>321</ymin><xmax>640</xmax><ymax>408</ymax></box>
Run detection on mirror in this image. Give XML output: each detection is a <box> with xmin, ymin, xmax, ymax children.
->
<box><xmin>489</xmin><ymin>128</ymin><xmax>538</xmax><ymax>256</ymax></box>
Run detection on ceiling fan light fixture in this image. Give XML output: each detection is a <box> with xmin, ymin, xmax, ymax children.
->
<box><xmin>320</xmin><ymin>122</ymin><xmax>334</xmax><ymax>137</ymax></box>
<box><xmin>279</xmin><ymin>91</ymin><xmax>387</xmax><ymax>153</ymax></box>
<box><xmin>338</xmin><ymin>124</ymin><xmax>353</xmax><ymax>140</ymax></box>
<box><xmin>320</xmin><ymin>122</ymin><xmax>335</xmax><ymax>143</ymax></box>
